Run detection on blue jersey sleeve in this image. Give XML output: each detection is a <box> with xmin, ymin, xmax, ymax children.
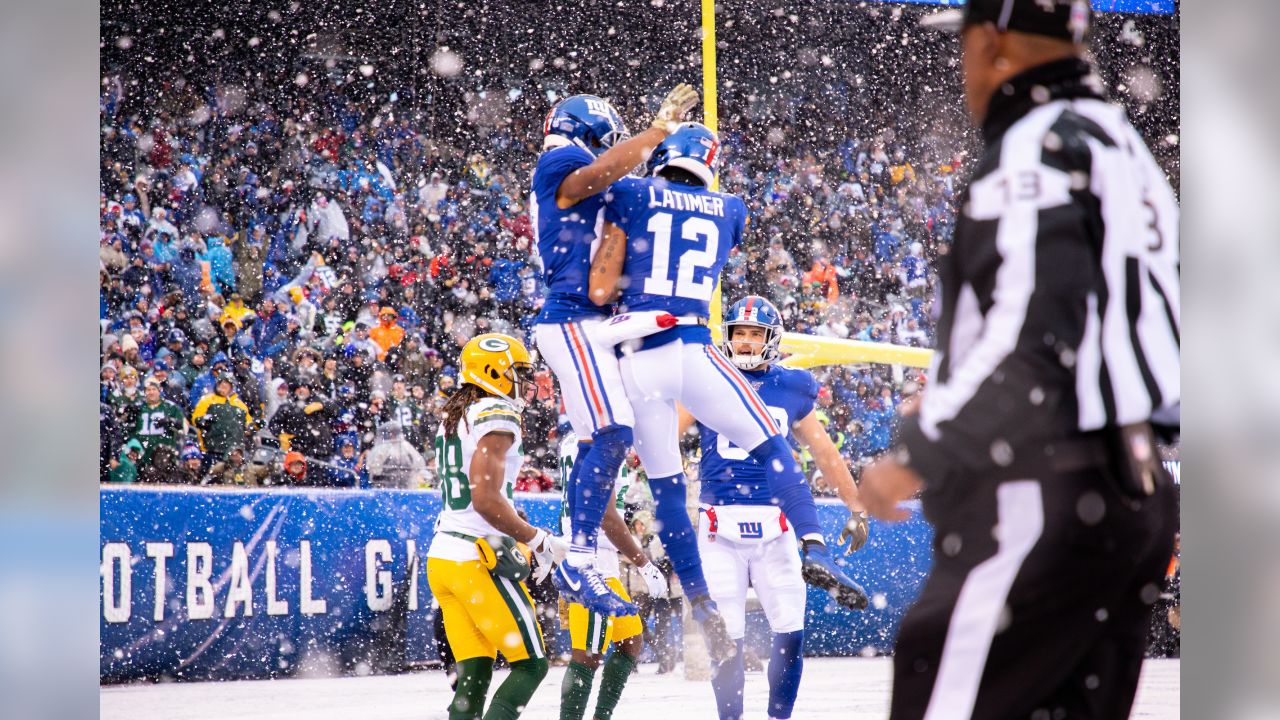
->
<box><xmin>532</xmin><ymin>145</ymin><xmax>596</xmax><ymax>205</ymax></box>
<box><xmin>604</xmin><ymin>176</ymin><xmax>645</xmax><ymax>228</ymax></box>
<box><xmin>792</xmin><ymin>369</ymin><xmax>820</xmax><ymax>421</ymax></box>
<box><xmin>730</xmin><ymin>196</ymin><xmax>747</xmax><ymax>250</ymax></box>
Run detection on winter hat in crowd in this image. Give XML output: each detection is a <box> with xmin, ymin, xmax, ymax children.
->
<box><xmin>284</xmin><ymin>451</ymin><xmax>307</xmax><ymax>473</ymax></box>
<box><xmin>180</xmin><ymin>445</ymin><xmax>203</xmax><ymax>462</ymax></box>
<box><xmin>124</xmin><ymin>439</ymin><xmax>144</xmax><ymax>458</ymax></box>
<box><xmin>101</xmin><ymin>333</ymin><xmax>120</xmax><ymax>355</ymax></box>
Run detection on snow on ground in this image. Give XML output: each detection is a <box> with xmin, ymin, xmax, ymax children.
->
<box><xmin>101</xmin><ymin>657</ymin><xmax>1179</xmax><ymax>720</ymax></box>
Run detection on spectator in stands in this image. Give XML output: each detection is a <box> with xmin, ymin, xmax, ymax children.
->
<box><xmin>268</xmin><ymin>380</ymin><xmax>334</xmax><ymax>461</ymax></box>
<box><xmin>109</xmin><ymin>439</ymin><xmax>143</xmax><ymax>484</ymax></box>
<box><xmin>328</xmin><ymin>436</ymin><xmax>365</xmax><ymax>487</ymax></box>
<box><xmin>191</xmin><ymin>373</ymin><xmax>252</xmax><ymax>463</ymax></box>
<box><xmin>279</xmin><ymin>450</ymin><xmax>310</xmax><ymax>486</ymax></box>
<box><xmin>364</xmin><ymin>421</ymin><xmax>427</xmax><ymax>488</ymax></box>
<box><xmin>177</xmin><ymin>445</ymin><xmax>206</xmax><ymax>484</ymax></box>
<box><xmin>127</xmin><ymin>376</ymin><xmax>186</xmax><ymax>468</ymax></box>
<box><xmin>100</xmin><ymin>402</ymin><xmax>122</xmax><ymax>483</ymax></box>
<box><xmin>514</xmin><ymin>465</ymin><xmax>555</xmax><ymax>493</ymax></box>
<box><xmin>370</xmin><ymin>306</ymin><xmax>405</xmax><ymax>361</ymax></box>
<box><xmin>207</xmin><ymin>445</ymin><xmax>251</xmax><ymax>486</ymax></box>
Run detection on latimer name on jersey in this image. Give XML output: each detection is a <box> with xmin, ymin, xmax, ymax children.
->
<box><xmin>644</xmin><ymin>185</ymin><xmax>727</xmax><ymax>217</ymax></box>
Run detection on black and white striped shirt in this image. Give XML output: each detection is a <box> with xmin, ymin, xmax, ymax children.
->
<box><xmin>899</xmin><ymin>58</ymin><xmax>1180</xmax><ymax>482</ymax></box>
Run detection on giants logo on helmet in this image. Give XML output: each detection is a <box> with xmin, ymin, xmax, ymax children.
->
<box><xmin>585</xmin><ymin>98</ymin><xmax>613</xmax><ymax>118</ymax></box>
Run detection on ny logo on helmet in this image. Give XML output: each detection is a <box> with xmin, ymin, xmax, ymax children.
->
<box><xmin>585</xmin><ymin>98</ymin><xmax>613</xmax><ymax>118</ymax></box>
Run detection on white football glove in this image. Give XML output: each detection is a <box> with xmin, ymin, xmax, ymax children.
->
<box><xmin>638</xmin><ymin>561</ymin><xmax>668</xmax><ymax>597</ymax></box>
<box><xmin>650</xmin><ymin>83</ymin><xmax>699</xmax><ymax>133</ymax></box>
<box><xmin>529</xmin><ymin>529</ymin><xmax>569</xmax><ymax>584</ymax></box>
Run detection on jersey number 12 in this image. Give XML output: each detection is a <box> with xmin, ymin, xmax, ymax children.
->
<box><xmin>642</xmin><ymin>212</ymin><xmax>719</xmax><ymax>301</ymax></box>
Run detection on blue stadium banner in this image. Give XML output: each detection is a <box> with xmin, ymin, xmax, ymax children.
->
<box><xmin>100</xmin><ymin>486</ymin><xmax>933</xmax><ymax>682</ymax></box>
<box><xmin>885</xmin><ymin>0</ymin><xmax>1177</xmax><ymax>15</ymax></box>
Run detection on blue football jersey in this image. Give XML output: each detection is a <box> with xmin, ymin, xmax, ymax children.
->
<box><xmin>530</xmin><ymin>144</ymin><xmax>613</xmax><ymax>323</ymax></box>
<box><xmin>699</xmin><ymin>364</ymin><xmax>819</xmax><ymax>506</ymax></box>
<box><xmin>605</xmin><ymin>176</ymin><xmax>747</xmax><ymax>348</ymax></box>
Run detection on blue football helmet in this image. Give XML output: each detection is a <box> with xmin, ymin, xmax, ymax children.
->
<box><xmin>647</xmin><ymin>122</ymin><xmax>720</xmax><ymax>186</ymax></box>
<box><xmin>722</xmin><ymin>295</ymin><xmax>784</xmax><ymax>369</ymax></box>
<box><xmin>543</xmin><ymin>95</ymin><xmax>629</xmax><ymax>156</ymax></box>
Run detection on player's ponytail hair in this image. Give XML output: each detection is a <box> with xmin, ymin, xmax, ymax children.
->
<box><xmin>439</xmin><ymin>383</ymin><xmax>492</xmax><ymax>438</ymax></box>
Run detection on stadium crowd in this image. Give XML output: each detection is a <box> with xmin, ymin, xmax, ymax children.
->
<box><xmin>97</xmin><ymin>64</ymin><xmax>954</xmax><ymax>491</ymax></box>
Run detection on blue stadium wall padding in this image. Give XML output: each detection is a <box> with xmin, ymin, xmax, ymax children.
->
<box><xmin>100</xmin><ymin>486</ymin><xmax>932</xmax><ymax>681</ymax></box>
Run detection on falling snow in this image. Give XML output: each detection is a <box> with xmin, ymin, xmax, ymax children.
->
<box><xmin>98</xmin><ymin>0</ymin><xmax>1180</xmax><ymax>712</ymax></box>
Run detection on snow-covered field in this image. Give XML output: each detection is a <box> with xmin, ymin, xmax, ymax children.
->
<box><xmin>101</xmin><ymin>656</ymin><xmax>1179</xmax><ymax>719</ymax></box>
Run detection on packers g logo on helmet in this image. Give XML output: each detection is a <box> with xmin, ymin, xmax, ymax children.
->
<box><xmin>477</xmin><ymin>336</ymin><xmax>510</xmax><ymax>353</ymax></box>
<box><xmin>459</xmin><ymin>333</ymin><xmax>534</xmax><ymax>409</ymax></box>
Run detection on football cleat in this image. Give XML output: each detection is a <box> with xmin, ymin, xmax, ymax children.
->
<box><xmin>553</xmin><ymin>561</ymin><xmax>637</xmax><ymax>617</ymax></box>
<box><xmin>802</xmin><ymin>541</ymin><xmax>870</xmax><ymax>610</ymax></box>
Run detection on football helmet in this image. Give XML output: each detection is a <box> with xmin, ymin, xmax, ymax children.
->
<box><xmin>722</xmin><ymin>295</ymin><xmax>783</xmax><ymax>370</ymax></box>
<box><xmin>543</xmin><ymin>95</ymin><xmax>629</xmax><ymax>156</ymax></box>
<box><xmin>647</xmin><ymin>122</ymin><xmax>720</xmax><ymax>186</ymax></box>
<box><xmin>459</xmin><ymin>333</ymin><xmax>535</xmax><ymax>410</ymax></box>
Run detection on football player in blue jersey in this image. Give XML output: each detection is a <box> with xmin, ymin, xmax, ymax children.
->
<box><xmin>530</xmin><ymin>85</ymin><xmax>699</xmax><ymax>618</ymax></box>
<box><xmin>678</xmin><ymin>295</ymin><xmax>872</xmax><ymax>720</ymax></box>
<box><xmin>588</xmin><ymin>123</ymin><xmax>867</xmax><ymax>660</ymax></box>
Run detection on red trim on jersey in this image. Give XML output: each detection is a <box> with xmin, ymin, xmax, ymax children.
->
<box><xmin>566</xmin><ymin>323</ymin><xmax>606</xmax><ymax>422</ymax></box>
<box><xmin>705</xmin><ymin>345</ymin><xmax>781</xmax><ymax>435</ymax></box>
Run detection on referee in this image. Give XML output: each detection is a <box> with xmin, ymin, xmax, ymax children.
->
<box><xmin>860</xmin><ymin>1</ymin><xmax>1180</xmax><ymax>719</ymax></box>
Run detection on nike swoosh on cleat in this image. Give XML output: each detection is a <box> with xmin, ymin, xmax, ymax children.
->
<box><xmin>561</xmin><ymin>568</ymin><xmax>582</xmax><ymax>592</ymax></box>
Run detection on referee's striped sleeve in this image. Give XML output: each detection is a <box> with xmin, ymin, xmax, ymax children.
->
<box><xmin>902</xmin><ymin>104</ymin><xmax>1088</xmax><ymax>482</ymax></box>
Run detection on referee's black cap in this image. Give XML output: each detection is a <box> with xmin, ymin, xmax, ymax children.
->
<box><xmin>920</xmin><ymin>0</ymin><xmax>1092</xmax><ymax>43</ymax></box>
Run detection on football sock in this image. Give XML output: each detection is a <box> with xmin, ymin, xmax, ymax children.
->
<box><xmin>647</xmin><ymin>472</ymin><xmax>710</xmax><ymax>599</ymax></box>
<box><xmin>568</xmin><ymin>425</ymin><xmax>632</xmax><ymax>567</ymax></box>
<box><xmin>449</xmin><ymin>657</ymin><xmax>494</xmax><ymax>720</ymax></box>
<box><xmin>767</xmin><ymin>631</ymin><xmax>805</xmax><ymax>720</ymax></box>
<box><xmin>749</xmin><ymin>435</ymin><xmax>821</xmax><ymax>538</ymax></box>
<box><xmin>593</xmin><ymin>650</ymin><xmax>637</xmax><ymax>720</ymax></box>
<box><xmin>559</xmin><ymin>661</ymin><xmax>595</xmax><ymax>720</ymax></box>
<box><xmin>711</xmin><ymin>640</ymin><xmax>747</xmax><ymax>720</ymax></box>
<box><xmin>484</xmin><ymin>657</ymin><xmax>548</xmax><ymax>720</ymax></box>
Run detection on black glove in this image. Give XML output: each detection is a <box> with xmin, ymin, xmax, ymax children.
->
<box><xmin>838</xmin><ymin>511</ymin><xmax>870</xmax><ymax>554</ymax></box>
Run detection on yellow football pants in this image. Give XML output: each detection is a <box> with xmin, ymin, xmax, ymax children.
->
<box><xmin>427</xmin><ymin>556</ymin><xmax>545</xmax><ymax>662</ymax></box>
<box><xmin>565</xmin><ymin>577</ymin><xmax>643</xmax><ymax>656</ymax></box>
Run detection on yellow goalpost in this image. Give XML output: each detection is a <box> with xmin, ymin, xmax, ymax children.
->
<box><xmin>700</xmin><ymin>1</ymin><xmax>933</xmax><ymax>370</ymax></box>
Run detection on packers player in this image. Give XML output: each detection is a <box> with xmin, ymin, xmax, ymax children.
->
<box><xmin>426</xmin><ymin>333</ymin><xmax>567</xmax><ymax>720</ymax></box>
<box><xmin>557</xmin><ymin>433</ymin><xmax>667</xmax><ymax>720</ymax></box>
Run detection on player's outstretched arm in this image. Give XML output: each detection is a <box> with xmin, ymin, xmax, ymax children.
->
<box><xmin>472</xmin><ymin>431</ymin><xmax>566</xmax><ymax>574</ymax></box>
<box><xmin>470</xmin><ymin>431</ymin><xmax>541</xmax><ymax>542</ymax></box>
<box><xmin>602</xmin><ymin>504</ymin><xmax>648</xmax><ymax>567</ymax></box>
<box><xmin>794</xmin><ymin>410</ymin><xmax>871</xmax><ymax>552</ymax></box>
<box><xmin>602</xmin><ymin>499</ymin><xmax>667</xmax><ymax>596</ymax></box>
<box><xmin>588</xmin><ymin>222</ymin><xmax>628</xmax><ymax>306</ymax></box>
<box><xmin>556</xmin><ymin>84</ymin><xmax>699</xmax><ymax>208</ymax></box>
